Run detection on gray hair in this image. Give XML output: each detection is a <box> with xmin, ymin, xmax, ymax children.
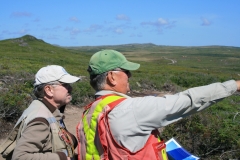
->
<box><xmin>33</xmin><ymin>81</ymin><xmax>60</xmax><ymax>98</ymax></box>
<box><xmin>90</xmin><ymin>72</ymin><xmax>108</xmax><ymax>91</ymax></box>
<box><xmin>33</xmin><ymin>84</ymin><xmax>46</xmax><ymax>98</ymax></box>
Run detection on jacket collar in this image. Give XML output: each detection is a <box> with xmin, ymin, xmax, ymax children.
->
<box><xmin>95</xmin><ymin>90</ymin><xmax>130</xmax><ymax>99</ymax></box>
<box><xmin>40</xmin><ymin>99</ymin><xmax>56</xmax><ymax>113</ymax></box>
<box><xmin>38</xmin><ymin>99</ymin><xmax>63</xmax><ymax>121</ymax></box>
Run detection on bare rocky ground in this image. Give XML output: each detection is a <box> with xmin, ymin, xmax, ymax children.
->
<box><xmin>64</xmin><ymin>105</ymin><xmax>85</xmax><ymax>137</ymax></box>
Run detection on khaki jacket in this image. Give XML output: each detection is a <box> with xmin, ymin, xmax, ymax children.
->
<box><xmin>11</xmin><ymin>100</ymin><xmax>77</xmax><ymax>160</ymax></box>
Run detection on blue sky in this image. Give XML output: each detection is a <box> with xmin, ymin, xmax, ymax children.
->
<box><xmin>1</xmin><ymin>1</ymin><xmax>240</xmax><ymax>47</ymax></box>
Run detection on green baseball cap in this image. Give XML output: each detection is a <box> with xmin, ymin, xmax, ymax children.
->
<box><xmin>88</xmin><ymin>50</ymin><xmax>140</xmax><ymax>75</ymax></box>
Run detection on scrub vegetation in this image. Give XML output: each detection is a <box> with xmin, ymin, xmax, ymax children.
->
<box><xmin>1</xmin><ymin>35</ymin><xmax>240</xmax><ymax>159</ymax></box>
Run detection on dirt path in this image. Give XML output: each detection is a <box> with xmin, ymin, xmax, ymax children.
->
<box><xmin>64</xmin><ymin>105</ymin><xmax>84</xmax><ymax>136</ymax></box>
<box><xmin>162</xmin><ymin>56</ymin><xmax>177</xmax><ymax>64</ymax></box>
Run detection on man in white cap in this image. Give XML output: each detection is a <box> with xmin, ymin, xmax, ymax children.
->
<box><xmin>6</xmin><ymin>65</ymin><xmax>80</xmax><ymax>160</ymax></box>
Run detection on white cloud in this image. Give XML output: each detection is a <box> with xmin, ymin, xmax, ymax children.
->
<box><xmin>46</xmin><ymin>34</ymin><xmax>58</xmax><ymax>39</ymax></box>
<box><xmin>69</xmin><ymin>17</ymin><xmax>80</xmax><ymax>23</ymax></box>
<box><xmin>11</xmin><ymin>12</ymin><xmax>32</xmax><ymax>17</ymax></box>
<box><xmin>141</xmin><ymin>18</ymin><xmax>175</xmax><ymax>32</ymax></box>
<box><xmin>18</xmin><ymin>29</ymin><xmax>28</xmax><ymax>34</ymax></box>
<box><xmin>129</xmin><ymin>33</ymin><xmax>142</xmax><ymax>37</ymax></box>
<box><xmin>64</xmin><ymin>27</ymin><xmax>81</xmax><ymax>35</ymax></box>
<box><xmin>1</xmin><ymin>30</ymin><xmax>9</xmax><ymax>34</ymax></box>
<box><xmin>116</xmin><ymin>14</ymin><xmax>130</xmax><ymax>21</ymax></box>
<box><xmin>114</xmin><ymin>28</ymin><xmax>123</xmax><ymax>34</ymax></box>
<box><xmin>84</xmin><ymin>24</ymin><xmax>102</xmax><ymax>32</ymax></box>
<box><xmin>33</xmin><ymin>18</ymin><xmax>40</xmax><ymax>22</ymax></box>
<box><xmin>157</xmin><ymin>18</ymin><xmax>168</xmax><ymax>25</ymax></box>
<box><xmin>43</xmin><ymin>26</ymin><xmax>61</xmax><ymax>31</ymax></box>
<box><xmin>53</xmin><ymin>26</ymin><xmax>61</xmax><ymax>30</ymax></box>
<box><xmin>201</xmin><ymin>17</ymin><xmax>211</xmax><ymax>26</ymax></box>
<box><xmin>70</xmin><ymin>28</ymin><xmax>80</xmax><ymax>35</ymax></box>
<box><xmin>104</xmin><ymin>23</ymin><xmax>136</xmax><ymax>34</ymax></box>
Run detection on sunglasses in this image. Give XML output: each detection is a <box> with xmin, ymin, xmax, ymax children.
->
<box><xmin>49</xmin><ymin>82</ymin><xmax>72</xmax><ymax>90</ymax></box>
<box><xmin>112</xmin><ymin>68</ymin><xmax>131</xmax><ymax>78</ymax></box>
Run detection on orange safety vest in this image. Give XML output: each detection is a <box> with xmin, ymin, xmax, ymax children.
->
<box><xmin>76</xmin><ymin>94</ymin><xmax>168</xmax><ymax>160</ymax></box>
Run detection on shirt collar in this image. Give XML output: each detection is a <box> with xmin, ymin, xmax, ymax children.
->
<box><xmin>95</xmin><ymin>90</ymin><xmax>131</xmax><ymax>99</ymax></box>
<box><xmin>39</xmin><ymin>99</ymin><xmax>64</xmax><ymax>121</ymax></box>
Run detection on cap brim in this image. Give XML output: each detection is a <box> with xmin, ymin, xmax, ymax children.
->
<box><xmin>59</xmin><ymin>74</ymin><xmax>80</xmax><ymax>83</ymax></box>
<box><xmin>120</xmin><ymin>61</ymin><xmax>140</xmax><ymax>71</ymax></box>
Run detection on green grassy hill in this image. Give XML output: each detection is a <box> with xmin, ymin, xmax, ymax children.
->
<box><xmin>1</xmin><ymin>35</ymin><xmax>239</xmax><ymax>80</ymax></box>
<box><xmin>0</xmin><ymin>35</ymin><xmax>90</xmax><ymax>76</ymax></box>
<box><xmin>1</xmin><ymin>35</ymin><xmax>240</xmax><ymax>159</ymax></box>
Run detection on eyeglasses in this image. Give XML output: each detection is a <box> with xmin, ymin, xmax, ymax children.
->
<box><xmin>112</xmin><ymin>68</ymin><xmax>131</xmax><ymax>78</ymax></box>
<box><xmin>49</xmin><ymin>82</ymin><xmax>72</xmax><ymax>90</ymax></box>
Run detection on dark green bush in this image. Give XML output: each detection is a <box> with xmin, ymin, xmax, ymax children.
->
<box><xmin>0</xmin><ymin>73</ymin><xmax>34</xmax><ymax>121</ymax></box>
<box><xmin>170</xmin><ymin>72</ymin><xmax>219</xmax><ymax>88</ymax></box>
<box><xmin>71</xmin><ymin>79</ymin><xmax>95</xmax><ymax>107</ymax></box>
<box><xmin>162</xmin><ymin>96</ymin><xmax>240</xmax><ymax>159</ymax></box>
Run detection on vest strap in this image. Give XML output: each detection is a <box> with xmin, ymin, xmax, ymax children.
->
<box><xmin>0</xmin><ymin>118</ymin><xmax>25</xmax><ymax>158</ymax></box>
<box><xmin>58</xmin><ymin>127</ymin><xmax>75</xmax><ymax>157</ymax></box>
<box><xmin>80</xmin><ymin>94</ymin><xmax>126</xmax><ymax>159</ymax></box>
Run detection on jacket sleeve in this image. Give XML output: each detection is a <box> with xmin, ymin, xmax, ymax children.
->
<box><xmin>132</xmin><ymin>80</ymin><xmax>238</xmax><ymax>129</ymax></box>
<box><xmin>12</xmin><ymin>118</ymin><xmax>68</xmax><ymax>160</ymax></box>
<box><xmin>108</xmin><ymin>80</ymin><xmax>237</xmax><ymax>152</ymax></box>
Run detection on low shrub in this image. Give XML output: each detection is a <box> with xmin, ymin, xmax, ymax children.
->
<box><xmin>0</xmin><ymin>72</ymin><xmax>34</xmax><ymax>121</ymax></box>
<box><xmin>162</xmin><ymin>95</ymin><xmax>240</xmax><ymax>159</ymax></box>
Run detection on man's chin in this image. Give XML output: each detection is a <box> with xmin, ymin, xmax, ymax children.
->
<box><xmin>65</xmin><ymin>96</ymin><xmax>72</xmax><ymax>103</ymax></box>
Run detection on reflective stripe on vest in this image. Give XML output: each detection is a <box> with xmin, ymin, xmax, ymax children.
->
<box><xmin>82</xmin><ymin>95</ymin><xmax>124</xmax><ymax>160</ymax></box>
<box><xmin>79</xmin><ymin>95</ymin><xmax>168</xmax><ymax>160</ymax></box>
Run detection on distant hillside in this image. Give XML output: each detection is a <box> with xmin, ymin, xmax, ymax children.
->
<box><xmin>65</xmin><ymin>42</ymin><xmax>239</xmax><ymax>53</ymax></box>
<box><xmin>0</xmin><ymin>35</ymin><xmax>90</xmax><ymax>76</ymax></box>
<box><xmin>1</xmin><ymin>34</ymin><xmax>240</xmax><ymax>79</ymax></box>
<box><xmin>65</xmin><ymin>40</ymin><xmax>240</xmax><ymax>79</ymax></box>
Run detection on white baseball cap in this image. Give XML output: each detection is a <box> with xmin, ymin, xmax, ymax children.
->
<box><xmin>34</xmin><ymin>65</ymin><xmax>80</xmax><ymax>87</ymax></box>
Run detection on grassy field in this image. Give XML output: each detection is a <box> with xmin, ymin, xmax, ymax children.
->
<box><xmin>67</xmin><ymin>43</ymin><xmax>240</xmax><ymax>78</ymax></box>
<box><xmin>67</xmin><ymin>42</ymin><xmax>240</xmax><ymax>92</ymax></box>
<box><xmin>1</xmin><ymin>35</ymin><xmax>240</xmax><ymax>159</ymax></box>
<box><xmin>0</xmin><ymin>35</ymin><xmax>89</xmax><ymax>76</ymax></box>
<box><xmin>1</xmin><ymin>35</ymin><xmax>240</xmax><ymax>84</ymax></box>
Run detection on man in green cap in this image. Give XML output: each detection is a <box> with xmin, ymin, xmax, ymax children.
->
<box><xmin>76</xmin><ymin>49</ymin><xmax>240</xmax><ymax>160</ymax></box>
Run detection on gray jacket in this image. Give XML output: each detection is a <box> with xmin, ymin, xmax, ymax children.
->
<box><xmin>95</xmin><ymin>80</ymin><xmax>237</xmax><ymax>152</ymax></box>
